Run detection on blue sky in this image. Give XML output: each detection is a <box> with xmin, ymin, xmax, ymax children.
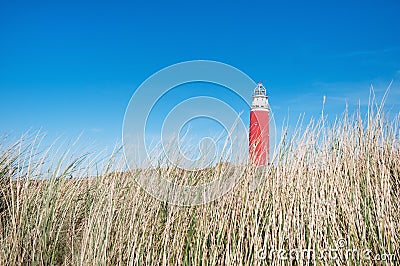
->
<box><xmin>1</xmin><ymin>0</ymin><xmax>400</xmax><ymax>153</ymax></box>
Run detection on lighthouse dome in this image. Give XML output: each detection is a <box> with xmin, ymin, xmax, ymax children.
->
<box><xmin>253</xmin><ymin>82</ymin><xmax>266</xmax><ymax>96</ymax></box>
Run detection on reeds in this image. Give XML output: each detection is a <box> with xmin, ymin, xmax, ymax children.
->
<box><xmin>0</xmin><ymin>102</ymin><xmax>399</xmax><ymax>265</ymax></box>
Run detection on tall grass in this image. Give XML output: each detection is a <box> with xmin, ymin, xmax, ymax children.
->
<box><xmin>0</xmin><ymin>103</ymin><xmax>399</xmax><ymax>265</ymax></box>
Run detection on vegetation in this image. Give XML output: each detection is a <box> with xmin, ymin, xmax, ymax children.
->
<box><xmin>0</xmin><ymin>103</ymin><xmax>399</xmax><ymax>265</ymax></box>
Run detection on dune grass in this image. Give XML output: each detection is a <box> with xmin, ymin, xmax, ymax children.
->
<box><xmin>0</xmin><ymin>103</ymin><xmax>399</xmax><ymax>265</ymax></box>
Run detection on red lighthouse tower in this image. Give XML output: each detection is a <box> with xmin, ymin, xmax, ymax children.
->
<box><xmin>249</xmin><ymin>82</ymin><xmax>269</xmax><ymax>166</ymax></box>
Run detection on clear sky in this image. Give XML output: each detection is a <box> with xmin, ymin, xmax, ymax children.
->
<box><xmin>1</xmin><ymin>0</ymin><xmax>400</xmax><ymax>153</ymax></box>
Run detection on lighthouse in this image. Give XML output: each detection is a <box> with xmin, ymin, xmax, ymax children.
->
<box><xmin>249</xmin><ymin>82</ymin><xmax>269</xmax><ymax>166</ymax></box>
